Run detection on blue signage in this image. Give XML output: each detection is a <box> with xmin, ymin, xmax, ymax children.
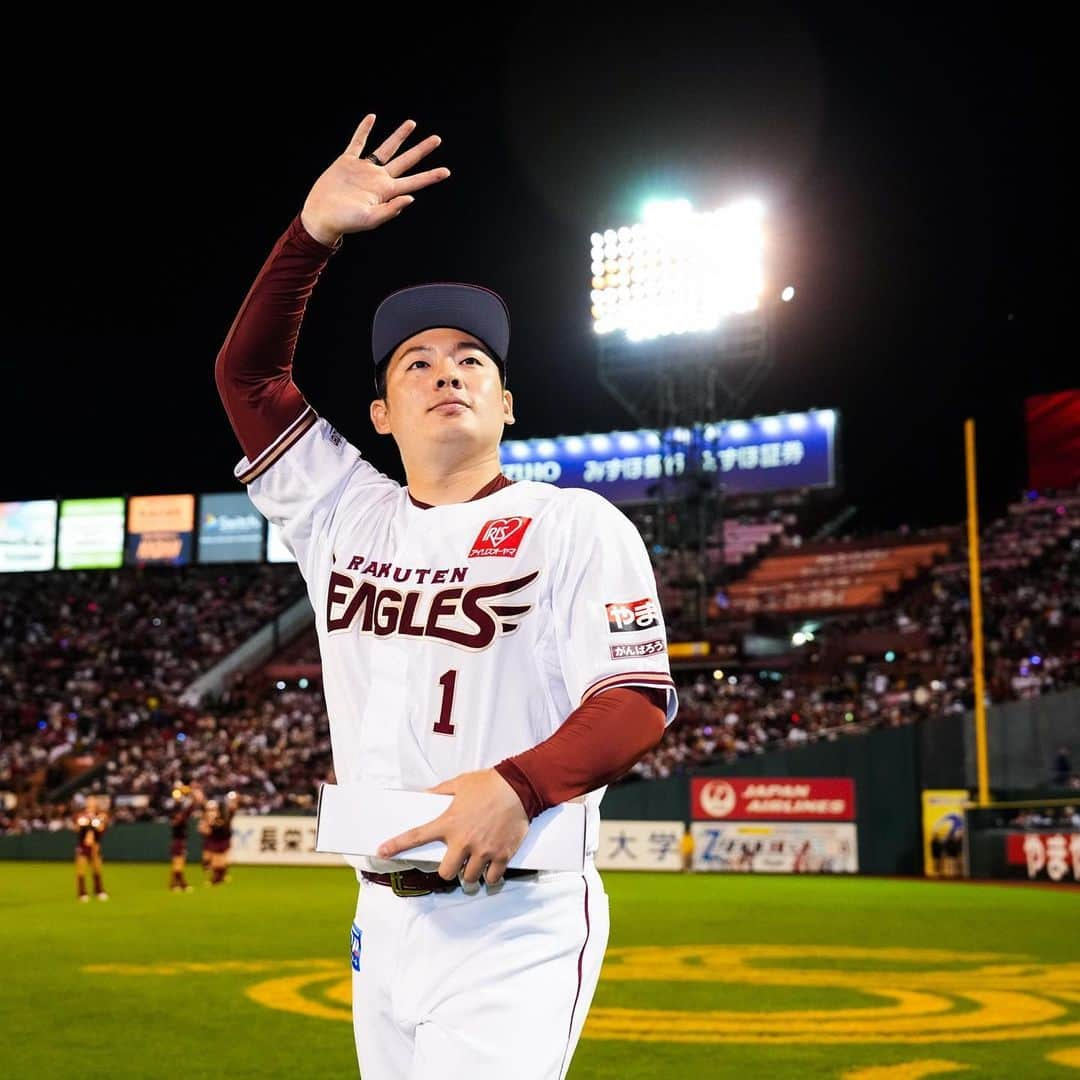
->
<box><xmin>498</xmin><ymin>410</ymin><xmax>837</xmax><ymax>503</ymax></box>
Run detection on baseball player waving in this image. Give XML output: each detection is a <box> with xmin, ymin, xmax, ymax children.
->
<box><xmin>215</xmin><ymin>114</ymin><xmax>677</xmax><ymax>1080</ymax></box>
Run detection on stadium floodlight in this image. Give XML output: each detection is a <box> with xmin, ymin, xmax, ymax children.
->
<box><xmin>589</xmin><ymin>196</ymin><xmax>765</xmax><ymax>344</ymax></box>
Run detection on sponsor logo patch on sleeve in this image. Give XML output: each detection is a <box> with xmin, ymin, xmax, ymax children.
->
<box><xmin>606</xmin><ymin>598</ymin><xmax>661</xmax><ymax>633</ymax></box>
<box><xmin>609</xmin><ymin>639</ymin><xmax>665</xmax><ymax>659</ymax></box>
<box><xmin>469</xmin><ymin>516</ymin><xmax>533</xmax><ymax>558</ymax></box>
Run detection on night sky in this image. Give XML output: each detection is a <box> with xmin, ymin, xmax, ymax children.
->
<box><xmin>7</xmin><ymin>7</ymin><xmax>1071</xmax><ymax>533</ymax></box>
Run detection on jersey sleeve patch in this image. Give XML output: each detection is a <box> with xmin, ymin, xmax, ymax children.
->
<box><xmin>605</xmin><ymin>597</ymin><xmax>661</xmax><ymax>633</ymax></box>
<box><xmin>609</xmin><ymin>639</ymin><xmax>665</xmax><ymax>660</ymax></box>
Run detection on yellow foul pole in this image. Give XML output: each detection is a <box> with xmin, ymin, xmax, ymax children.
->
<box><xmin>964</xmin><ymin>419</ymin><xmax>990</xmax><ymax>806</ymax></box>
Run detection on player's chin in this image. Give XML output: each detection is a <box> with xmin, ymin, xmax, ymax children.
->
<box><xmin>429</xmin><ymin>421</ymin><xmax>492</xmax><ymax>447</ymax></box>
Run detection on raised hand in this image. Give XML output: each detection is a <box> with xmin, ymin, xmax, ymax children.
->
<box><xmin>300</xmin><ymin>115</ymin><xmax>451</xmax><ymax>247</ymax></box>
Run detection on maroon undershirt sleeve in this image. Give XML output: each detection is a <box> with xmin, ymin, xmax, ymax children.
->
<box><xmin>214</xmin><ymin>214</ymin><xmax>340</xmax><ymax>462</ymax></box>
<box><xmin>494</xmin><ymin>687</ymin><xmax>667</xmax><ymax>819</ymax></box>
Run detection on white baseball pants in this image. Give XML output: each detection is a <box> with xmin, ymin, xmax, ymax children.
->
<box><xmin>350</xmin><ymin>862</ymin><xmax>609</xmax><ymax>1079</ymax></box>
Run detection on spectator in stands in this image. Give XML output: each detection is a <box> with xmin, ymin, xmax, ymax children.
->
<box><xmin>1053</xmin><ymin>746</ymin><xmax>1073</xmax><ymax>787</ymax></box>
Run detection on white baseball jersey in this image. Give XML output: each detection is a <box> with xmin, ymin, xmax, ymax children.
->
<box><xmin>238</xmin><ymin>410</ymin><xmax>677</xmax><ymax>871</ymax></box>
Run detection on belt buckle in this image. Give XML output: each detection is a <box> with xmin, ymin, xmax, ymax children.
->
<box><xmin>389</xmin><ymin>870</ymin><xmax>431</xmax><ymax>898</ymax></box>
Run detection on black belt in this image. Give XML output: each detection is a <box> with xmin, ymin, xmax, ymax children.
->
<box><xmin>361</xmin><ymin>867</ymin><xmax>538</xmax><ymax>897</ymax></box>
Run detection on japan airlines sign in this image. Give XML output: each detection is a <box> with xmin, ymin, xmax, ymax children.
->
<box><xmin>692</xmin><ymin>777</ymin><xmax>855</xmax><ymax>821</ymax></box>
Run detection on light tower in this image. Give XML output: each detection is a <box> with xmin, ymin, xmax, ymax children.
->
<box><xmin>589</xmin><ymin>196</ymin><xmax>776</xmax><ymax>636</ymax></box>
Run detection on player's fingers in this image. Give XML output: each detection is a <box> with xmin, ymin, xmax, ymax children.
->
<box><xmin>384</xmin><ymin>133</ymin><xmax>443</xmax><ymax>177</ymax></box>
<box><xmin>427</xmin><ymin>778</ymin><xmax>457</xmax><ymax>796</ymax></box>
<box><xmin>439</xmin><ymin>843</ymin><xmax>469</xmax><ymax>882</ymax></box>
<box><xmin>364</xmin><ymin>196</ymin><xmax>415</xmax><ymax>229</ymax></box>
<box><xmin>460</xmin><ymin>851</ymin><xmax>488</xmax><ymax>886</ymax></box>
<box><xmin>368</xmin><ymin>118</ymin><xmax>417</xmax><ymax>168</ymax></box>
<box><xmin>393</xmin><ymin>167</ymin><xmax>452</xmax><ymax>197</ymax></box>
<box><xmin>344</xmin><ymin>114</ymin><xmax>376</xmax><ymax>157</ymax></box>
<box><xmin>376</xmin><ymin>819</ymin><xmax>432</xmax><ymax>859</ymax></box>
<box><xmin>483</xmin><ymin>857</ymin><xmax>509</xmax><ymax>887</ymax></box>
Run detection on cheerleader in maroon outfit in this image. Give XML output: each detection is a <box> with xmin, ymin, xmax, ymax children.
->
<box><xmin>201</xmin><ymin>792</ymin><xmax>239</xmax><ymax>885</ymax></box>
<box><xmin>168</xmin><ymin>785</ymin><xmax>202</xmax><ymax>891</ymax></box>
<box><xmin>73</xmin><ymin>796</ymin><xmax>108</xmax><ymax>901</ymax></box>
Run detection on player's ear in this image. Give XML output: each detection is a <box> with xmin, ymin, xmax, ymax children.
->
<box><xmin>370</xmin><ymin>397</ymin><xmax>391</xmax><ymax>435</ymax></box>
<box><xmin>502</xmin><ymin>389</ymin><xmax>515</xmax><ymax>425</ymax></box>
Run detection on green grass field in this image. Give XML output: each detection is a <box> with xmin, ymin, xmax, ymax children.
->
<box><xmin>2</xmin><ymin>862</ymin><xmax>1078</xmax><ymax>1079</ymax></box>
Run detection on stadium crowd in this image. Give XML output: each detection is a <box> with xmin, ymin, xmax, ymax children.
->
<box><xmin>629</xmin><ymin>492</ymin><xmax>1079</xmax><ymax>778</ymax></box>
<box><xmin>0</xmin><ymin>564</ymin><xmax>306</xmax><ymax>827</ymax></box>
<box><xmin>1</xmin><ymin>491</ymin><xmax>1076</xmax><ymax>833</ymax></box>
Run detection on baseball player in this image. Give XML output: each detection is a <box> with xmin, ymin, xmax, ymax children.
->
<box><xmin>215</xmin><ymin>114</ymin><xmax>677</xmax><ymax>1079</ymax></box>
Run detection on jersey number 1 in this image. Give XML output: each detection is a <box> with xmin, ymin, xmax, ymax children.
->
<box><xmin>433</xmin><ymin>669</ymin><xmax>457</xmax><ymax>736</ymax></box>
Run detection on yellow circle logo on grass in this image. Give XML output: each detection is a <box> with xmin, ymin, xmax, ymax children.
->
<box><xmin>88</xmin><ymin>943</ymin><xmax>1080</xmax><ymax>1049</ymax></box>
<box><xmin>590</xmin><ymin>944</ymin><xmax>1080</xmax><ymax>1044</ymax></box>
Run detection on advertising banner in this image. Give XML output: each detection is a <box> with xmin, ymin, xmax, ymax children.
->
<box><xmin>921</xmin><ymin>789</ymin><xmax>968</xmax><ymax>878</ymax></box>
<box><xmin>0</xmin><ymin>499</ymin><xmax>57</xmax><ymax>571</ymax></box>
<box><xmin>692</xmin><ymin>777</ymin><xmax>855</xmax><ymax>821</ymax></box>
<box><xmin>230</xmin><ymin>814</ymin><xmax>346</xmax><ymax>867</ymax></box>
<box><xmin>498</xmin><ymin>410</ymin><xmax>837</xmax><ymax>504</ymax></box>
<box><xmin>125</xmin><ymin>493</ymin><xmax>195</xmax><ymax>565</ymax></box>
<box><xmin>58</xmin><ymin>497</ymin><xmax>125</xmax><ymax>569</ymax></box>
<box><xmin>197</xmin><ymin>492</ymin><xmax>264</xmax><ymax>563</ymax></box>
<box><xmin>1006</xmin><ymin>832</ymin><xmax>1080</xmax><ymax>883</ymax></box>
<box><xmin>1025</xmin><ymin>390</ymin><xmax>1080</xmax><ymax>490</ymax></box>
<box><xmin>596</xmin><ymin>820</ymin><xmax>686</xmax><ymax>871</ymax></box>
<box><xmin>691</xmin><ymin>821</ymin><xmax>858</xmax><ymax>873</ymax></box>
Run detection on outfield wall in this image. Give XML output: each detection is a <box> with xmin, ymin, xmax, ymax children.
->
<box><xmin>602</xmin><ymin>688</ymin><xmax>1080</xmax><ymax>876</ymax></box>
<box><xmin>603</xmin><ymin>723</ymin><xmax>921</xmax><ymax>875</ymax></box>
<box><xmin>0</xmin><ymin>821</ymin><xmax>201</xmax><ymax>862</ymax></box>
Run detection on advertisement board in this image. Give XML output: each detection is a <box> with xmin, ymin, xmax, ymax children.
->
<box><xmin>692</xmin><ymin>777</ymin><xmax>855</xmax><ymax>821</ymax></box>
<box><xmin>58</xmin><ymin>497</ymin><xmax>125</xmax><ymax>569</ymax></box>
<box><xmin>197</xmin><ymin>492</ymin><xmax>264</xmax><ymax>563</ymax></box>
<box><xmin>498</xmin><ymin>410</ymin><xmax>837</xmax><ymax>504</ymax></box>
<box><xmin>125</xmin><ymin>493</ymin><xmax>195</xmax><ymax>565</ymax></box>
<box><xmin>691</xmin><ymin>821</ymin><xmax>858</xmax><ymax>873</ymax></box>
<box><xmin>1025</xmin><ymin>390</ymin><xmax>1080</xmax><ymax>490</ymax></box>
<box><xmin>921</xmin><ymin>789</ymin><xmax>968</xmax><ymax>878</ymax></box>
<box><xmin>1005</xmin><ymin>832</ymin><xmax>1080</xmax><ymax>883</ymax></box>
<box><xmin>596</xmin><ymin>820</ymin><xmax>685</xmax><ymax>871</ymax></box>
<box><xmin>229</xmin><ymin>814</ymin><xmax>346</xmax><ymax>867</ymax></box>
<box><xmin>0</xmin><ymin>499</ymin><xmax>57</xmax><ymax>571</ymax></box>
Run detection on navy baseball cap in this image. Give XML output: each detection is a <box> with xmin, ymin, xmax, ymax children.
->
<box><xmin>371</xmin><ymin>283</ymin><xmax>511</xmax><ymax>373</ymax></box>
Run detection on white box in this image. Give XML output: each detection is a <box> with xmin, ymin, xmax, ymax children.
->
<box><xmin>315</xmin><ymin>782</ymin><xmax>586</xmax><ymax>873</ymax></box>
